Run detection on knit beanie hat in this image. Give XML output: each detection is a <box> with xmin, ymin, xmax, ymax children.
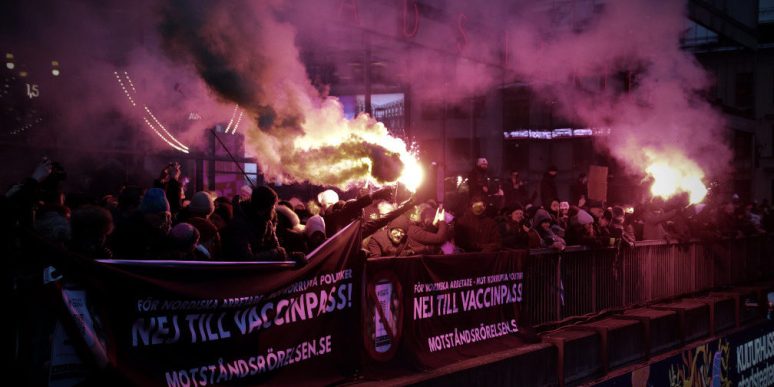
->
<box><xmin>140</xmin><ymin>188</ymin><xmax>170</xmax><ymax>214</ymax></box>
<box><xmin>533</xmin><ymin>209</ymin><xmax>552</xmax><ymax>226</ymax></box>
<box><xmin>169</xmin><ymin>222</ymin><xmax>200</xmax><ymax>251</ymax></box>
<box><xmin>189</xmin><ymin>191</ymin><xmax>214</xmax><ymax>217</ymax></box>
<box><xmin>305</xmin><ymin>215</ymin><xmax>326</xmax><ymax>237</ymax></box>
<box><xmin>251</xmin><ymin>186</ymin><xmax>278</xmax><ymax>213</ymax></box>
<box><xmin>573</xmin><ymin>209</ymin><xmax>595</xmax><ymax>226</ymax></box>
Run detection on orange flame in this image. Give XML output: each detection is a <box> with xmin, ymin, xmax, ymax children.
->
<box><xmin>291</xmin><ymin>98</ymin><xmax>424</xmax><ymax>192</ymax></box>
<box><xmin>644</xmin><ymin>149</ymin><xmax>707</xmax><ymax>204</ymax></box>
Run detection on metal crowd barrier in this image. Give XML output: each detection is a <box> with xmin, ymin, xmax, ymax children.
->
<box><xmin>522</xmin><ymin>235</ymin><xmax>774</xmax><ymax>327</ymax></box>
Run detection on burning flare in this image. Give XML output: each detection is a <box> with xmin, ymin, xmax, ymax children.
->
<box><xmin>284</xmin><ymin>98</ymin><xmax>424</xmax><ymax>192</ymax></box>
<box><xmin>644</xmin><ymin>149</ymin><xmax>707</xmax><ymax>204</ymax></box>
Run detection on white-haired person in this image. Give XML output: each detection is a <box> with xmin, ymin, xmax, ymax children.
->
<box><xmin>317</xmin><ymin>187</ymin><xmax>393</xmax><ymax>237</ymax></box>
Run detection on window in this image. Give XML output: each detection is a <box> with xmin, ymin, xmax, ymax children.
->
<box><xmin>761</xmin><ymin>0</ymin><xmax>774</xmax><ymax>23</ymax></box>
<box><xmin>734</xmin><ymin>130</ymin><xmax>753</xmax><ymax>161</ymax></box>
<box><xmin>735</xmin><ymin>72</ymin><xmax>754</xmax><ymax>108</ymax></box>
<box><xmin>681</xmin><ymin>20</ymin><xmax>719</xmax><ymax>47</ymax></box>
<box><xmin>447</xmin><ymin>138</ymin><xmax>480</xmax><ymax>161</ymax></box>
<box><xmin>503</xmin><ymin>88</ymin><xmax>531</xmax><ymax>128</ymax></box>
<box><xmin>502</xmin><ymin>140</ymin><xmax>529</xmax><ymax>172</ymax></box>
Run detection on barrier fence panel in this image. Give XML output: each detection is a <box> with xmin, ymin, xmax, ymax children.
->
<box><xmin>622</xmin><ymin>245</ymin><xmax>647</xmax><ymax>306</ymax></box>
<box><xmin>560</xmin><ymin>249</ymin><xmax>595</xmax><ymax>319</ymax></box>
<box><xmin>693</xmin><ymin>241</ymin><xmax>715</xmax><ymax>293</ymax></box>
<box><xmin>594</xmin><ymin>248</ymin><xmax>621</xmax><ymax>313</ymax></box>
<box><xmin>522</xmin><ymin>251</ymin><xmax>560</xmax><ymax>326</ymax></box>
<box><xmin>526</xmin><ymin>236</ymin><xmax>773</xmax><ymax>328</ymax></box>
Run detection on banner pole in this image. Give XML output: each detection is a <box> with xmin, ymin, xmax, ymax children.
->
<box><xmin>210</xmin><ymin>129</ymin><xmax>256</xmax><ymax>188</ymax></box>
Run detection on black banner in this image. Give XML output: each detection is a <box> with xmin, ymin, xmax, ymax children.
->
<box><xmin>65</xmin><ymin>221</ymin><xmax>364</xmax><ymax>386</ymax></box>
<box><xmin>363</xmin><ymin>251</ymin><xmax>527</xmax><ymax>370</ymax></box>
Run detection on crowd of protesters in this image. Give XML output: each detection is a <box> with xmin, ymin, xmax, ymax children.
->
<box><xmin>464</xmin><ymin>158</ymin><xmax>774</xmax><ymax>252</ymax></box>
<box><xmin>4</xmin><ymin>157</ymin><xmax>774</xmax><ymax>267</ymax></box>
<box><xmin>5</xmin><ymin>156</ymin><xmax>774</xmax><ymax>384</ymax></box>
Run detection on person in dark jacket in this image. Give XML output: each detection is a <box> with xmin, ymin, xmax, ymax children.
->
<box><xmin>503</xmin><ymin>170</ymin><xmax>530</xmax><ymax>209</ymax></box>
<box><xmin>540</xmin><ymin>166</ymin><xmax>558</xmax><ymax>209</ymax></box>
<box><xmin>367</xmin><ymin>215</ymin><xmax>413</xmax><ymax>257</ymax></box>
<box><xmin>641</xmin><ymin>197</ymin><xmax>679</xmax><ymax>241</ymax></box>
<box><xmin>363</xmin><ymin>195</ymin><xmax>433</xmax><ymax>257</ymax></box>
<box><xmin>455</xmin><ymin>198</ymin><xmax>501</xmax><ymax>253</ymax></box>
<box><xmin>597</xmin><ymin>209</ymin><xmax>613</xmax><ymax>241</ymax></box>
<box><xmin>406</xmin><ymin>205</ymin><xmax>449</xmax><ymax>255</ymax></box>
<box><xmin>164</xmin><ymin>223</ymin><xmax>209</xmax><ymax>260</ymax></box>
<box><xmin>153</xmin><ymin>162</ymin><xmax>184</xmax><ymax>214</ymax></box>
<box><xmin>500</xmin><ymin>206</ymin><xmax>530</xmax><ymax>249</ymax></box>
<box><xmin>180</xmin><ymin>191</ymin><xmax>221</xmax><ymax>259</ymax></box>
<box><xmin>275</xmin><ymin>204</ymin><xmax>307</xmax><ymax>255</ymax></box>
<box><xmin>530</xmin><ymin>208</ymin><xmax>566</xmax><ymax>250</ymax></box>
<box><xmin>211</xmin><ymin>199</ymin><xmax>233</xmax><ymax>231</ymax></box>
<box><xmin>565</xmin><ymin>208</ymin><xmax>599</xmax><ymax>247</ymax></box>
<box><xmin>220</xmin><ymin>185</ymin><xmax>290</xmax><ymax>261</ymax></box>
<box><xmin>467</xmin><ymin>158</ymin><xmax>490</xmax><ymax>200</ymax></box>
<box><xmin>319</xmin><ymin>187</ymin><xmax>393</xmax><ymax>237</ymax></box>
<box><xmin>304</xmin><ymin>215</ymin><xmax>326</xmax><ymax>252</ymax></box>
<box><xmin>111</xmin><ymin>188</ymin><xmax>172</xmax><ymax>259</ymax></box>
<box><xmin>570</xmin><ymin>173</ymin><xmax>588</xmax><ymax>207</ymax></box>
<box><xmin>69</xmin><ymin>205</ymin><xmax>113</xmax><ymax>259</ymax></box>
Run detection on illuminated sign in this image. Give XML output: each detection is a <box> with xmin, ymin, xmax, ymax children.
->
<box><xmin>503</xmin><ymin>128</ymin><xmax>610</xmax><ymax>139</ymax></box>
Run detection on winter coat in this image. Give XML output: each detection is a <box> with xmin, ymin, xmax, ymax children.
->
<box><xmin>641</xmin><ymin>208</ymin><xmax>678</xmax><ymax>241</ymax></box>
<box><xmin>570</xmin><ymin>180</ymin><xmax>587</xmax><ymax>206</ymax></box>
<box><xmin>407</xmin><ymin>221</ymin><xmax>449</xmax><ymax>255</ymax></box>
<box><xmin>187</xmin><ymin>216</ymin><xmax>221</xmax><ymax>259</ymax></box>
<box><xmin>323</xmin><ymin>195</ymin><xmax>373</xmax><ymax>237</ymax></box>
<box><xmin>499</xmin><ymin>220</ymin><xmax>530</xmax><ymax>249</ymax></box>
<box><xmin>111</xmin><ymin>212</ymin><xmax>170</xmax><ymax>259</ymax></box>
<box><xmin>455</xmin><ymin>212</ymin><xmax>501</xmax><ymax>253</ymax></box>
<box><xmin>275</xmin><ymin>205</ymin><xmax>308</xmax><ymax>254</ymax></box>
<box><xmin>531</xmin><ymin>209</ymin><xmax>566</xmax><ymax>249</ymax></box>
<box><xmin>153</xmin><ymin>177</ymin><xmax>183</xmax><ymax>214</ymax></box>
<box><xmin>220</xmin><ymin>202</ymin><xmax>286</xmax><ymax>261</ymax></box>
<box><xmin>367</xmin><ymin>230</ymin><xmax>411</xmax><ymax>257</ymax></box>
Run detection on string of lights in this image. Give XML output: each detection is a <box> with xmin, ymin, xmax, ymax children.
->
<box><xmin>225</xmin><ymin>104</ymin><xmax>239</xmax><ymax>134</ymax></box>
<box><xmin>231</xmin><ymin>110</ymin><xmax>244</xmax><ymax>135</ymax></box>
<box><xmin>143</xmin><ymin>116</ymin><xmax>189</xmax><ymax>153</ymax></box>
<box><xmin>143</xmin><ymin>105</ymin><xmax>189</xmax><ymax>151</ymax></box>
<box><xmin>114</xmin><ymin>69</ymin><xmax>189</xmax><ymax>153</ymax></box>
<box><xmin>123</xmin><ymin>71</ymin><xmax>136</xmax><ymax>93</ymax></box>
<box><xmin>114</xmin><ymin>71</ymin><xmax>136</xmax><ymax>107</ymax></box>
